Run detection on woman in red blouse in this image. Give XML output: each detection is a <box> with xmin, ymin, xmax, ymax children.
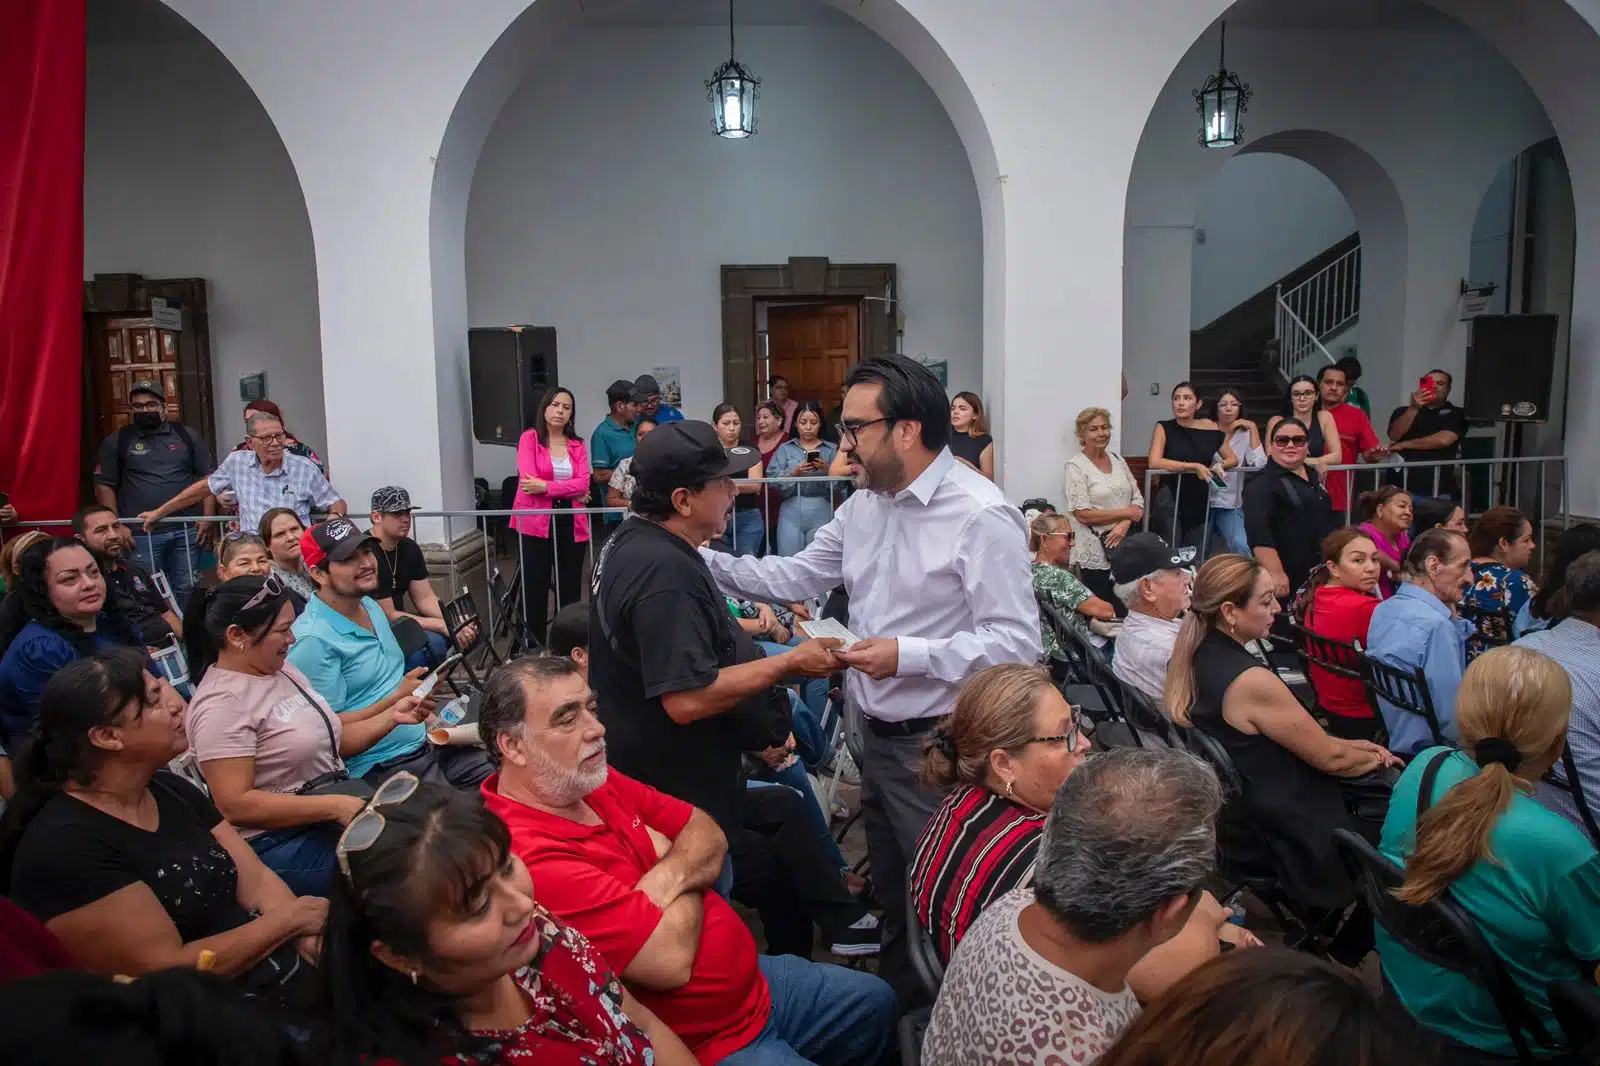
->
<box><xmin>1297</xmin><ymin>528</ymin><xmax>1384</xmax><ymax>742</ymax></box>
<box><xmin>320</xmin><ymin>781</ymin><xmax>695</xmax><ymax>1066</ymax></box>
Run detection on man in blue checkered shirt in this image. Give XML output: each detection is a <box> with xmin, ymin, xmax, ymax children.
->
<box><xmin>140</xmin><ymin>410</ymin><xmax>345</xmax><ymax>535</ymax></box>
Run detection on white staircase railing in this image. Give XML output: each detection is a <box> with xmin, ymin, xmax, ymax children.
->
<box><xmin>1274</xmin><ymin>243</ymin><xmax>1360</xmax><ymax>379</ymax></box>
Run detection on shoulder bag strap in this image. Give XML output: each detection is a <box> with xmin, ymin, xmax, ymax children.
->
<box><xmin>280</xmin><ymin>670</ymin><xmax>345</xmax><ymax>771</ymax></box>
<box><xmin>1562</xmin><ymin>744</ymin><xmax>1600</xmax><ymax>842</ymax></box>
<box><xmin>1415</xmin><ymin>748</ymin><xmax>1452</xmax><ymax>824</ymax></box>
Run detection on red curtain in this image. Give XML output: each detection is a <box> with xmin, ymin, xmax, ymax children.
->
<box><xmin>0</xmin><ymin>0</ymin><xmax>86</xmax><ymax>526</ymax></box>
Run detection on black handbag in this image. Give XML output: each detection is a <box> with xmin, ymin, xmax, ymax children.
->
<box><xmin>283</xmin><ymin>672</ymin><xmax>374</xmax><ymax>801</ymax></box>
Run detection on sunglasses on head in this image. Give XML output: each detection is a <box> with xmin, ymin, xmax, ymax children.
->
<box><xmin>336</xmin><ymin>772</ymin><xmax>421</xmax><ymax>878</ymax></box>
<box><xmin>237</xmin><ymin>571</ymin><xmax>286</xmax><ymax>616</ymax></box>
<box><xmin>1274</xmin><ymin>434</ymin><xmax>1309</xmax><ymax>447</ymax></box>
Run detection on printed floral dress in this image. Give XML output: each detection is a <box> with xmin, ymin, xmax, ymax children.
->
<box><xmin>1463</xmin><ymin>561</ymin><xmax>1537</xmax><ymax>662</ymax></box>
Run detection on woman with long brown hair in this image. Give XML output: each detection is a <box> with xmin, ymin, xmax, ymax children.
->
<box><xmin>1096</xmin><ymin>948</ymin><xmax>1430</xmax><ymax>1066</ymax></box>
<box><xmin>1295</xmin><ymin>528</ymin><xmax>1383</xmax><ymax>741</ymax></box>
<box><xmin>1165</xmin><ymin>554</ymin><xmax>1399</xmax><ymax>911</ymax></box>
<box><xmin>948</xmin><ymin>391</ymin><xmax>994</xmax><ymax>480</ymax></box>
<box><xmin>1377</xmin><ymin>645</ymin><xmax>1600</xmax><ymax>1060</ymax></box>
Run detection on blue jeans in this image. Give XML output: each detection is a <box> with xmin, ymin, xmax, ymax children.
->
<box><xmin>135</xmin><ymin>524</ymin><xmax>198</xmax><ymax>609</ymax></box>
<box><xmin>758</xmin><ymin>642</ymin><xmax>832</xmax><ymax>768</ymax></box>
<box><xmin>749</xmin><ymin>762</ymin><xmax>848</xmax><ymax>870</ymax></box>
<box><xmin>1208</xmin><ymin>506</ymin><xmax>1248</xmax><ymax>556</ymax></box>
<box><xmin>250</xmin><ymin>823</ymin><xmax>340</xmax><ymax>896</ymax></box>
<box><xmin>717</xmin><ymin>507</ymin><xmax>766</xmax><ymax>556</ymax></box>
<box><xmin>777</xmin><ymin>496</ymin><xmax>833</xmax><ymax>557</ymax></box>
<box><xmin>720</xmin><ymin>955</ymin><xmax>896</xmax><ymax>1066</ymax></box>
<box><xmin>404</xmin><ymin>630</ymin><xmax>450</xmax><ymax>672</ymax></box>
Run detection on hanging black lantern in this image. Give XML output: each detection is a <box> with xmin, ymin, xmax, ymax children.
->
<box><xmin>707</xmin><ymin>0</ymin><xmax>760</xmax><ymax>139</ymax></box>
<box><xmin>1194</xmin><ymin>21</ymin><xmax>1251</xmax><ymax>148</ymax></box>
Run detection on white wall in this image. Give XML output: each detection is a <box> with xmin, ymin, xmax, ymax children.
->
<box><xmin>464</xmin><ymin>24</ymin><xmax>982</xmax><ymax>479</ymax></box>
<box><xmin>1191</xmin><ymin>154</ymin><xmax>1355</xmax><ymax>328</ymax></box>
<box><xmin>85</xmin><ymin>33</ymin><xmax>326</xmax><ymax>461</ymax></box>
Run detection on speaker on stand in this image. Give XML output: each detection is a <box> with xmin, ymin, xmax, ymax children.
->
<box><xmin>468</xmin><ymin>326</ymin><xmax>558</xmax><ymax>448</ymax></box>
<box><xmin>1462</xmin><ymin>313</ymin><xmax>1558</xmax><ymax>509</ymax></box>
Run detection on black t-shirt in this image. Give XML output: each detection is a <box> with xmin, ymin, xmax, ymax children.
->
<box><xmin>589</xmin><ymin>518</ymin><xmax>789</xmax><ymax>836</ymax></box>
<box><xmin>949</xmin><ymin>432</ymin><xmax>993</xmax><ymax>470</ymax></box>
<box><xmin>9</xmin><ymin>772</ymin><xmax>253</xmax><ymax>940</ymax></box>
<box><xmin>1243</xmin><ymin>460</ymin><xmax>1338</xmax><ymax>595</ymax></box>
<box><xmin>1387</xmin><ymin>403</ymin><xmax>1469</xmax><ymax>496</ymax></box>
<box><xmin>104</xmin><ymin>557</ymin><xmax>172</xmax><ymax>646</ymax></box>
<box><xmin>372</xmin><ymin>537</ymin><xmax>429</xmax><ymax>613</ymax></box>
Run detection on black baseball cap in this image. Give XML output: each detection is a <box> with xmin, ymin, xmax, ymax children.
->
<box><xmin>1108</xmin><ymin>532</ymin><xmax>1197</xmax><ymax>584</ymax></box>
<box><xmin>633</xmin><ymin>374</ymin><xmax>661</xmax><ymax>398</ymax></box>
<box><xmin>300</xmin><ymin>517</ymin><xmax>378</xmax><ymax>568</ymax></box>
<box><xmin>633</xmin><ymin>421</ymin><xmax>757</xmax><ymax>495</ymax></box>
<box><xmin>606</xmin><ymin>379</ymin><xmax>642</xmax><ymax>405</ymax></box>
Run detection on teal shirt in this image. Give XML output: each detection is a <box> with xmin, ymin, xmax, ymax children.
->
<box><xmin>590</xmin><ymin>416</ymin><xmax>638</xmax><ymax>525</ymax></box>
<box><xmin>1378</xmin><ymin>747</ymin><xmax>1600</xmax><ymax>1057</ymax></box>
<box><xmin>287</xmin><ymin>594</ymin><xmax>423</xmax><ymax>777</ymax></box>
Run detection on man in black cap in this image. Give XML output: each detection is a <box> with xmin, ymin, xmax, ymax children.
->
<box><xmin>368</xmin><ymin>485</ymin><xmax>476</xmax><ymax>669</ymax></box>
<box><xmin>588</xmin><ymin>421</ymin><xmax>841</xmax><ymax>855</ymax></box>
<box><xmin>633</xmin><ymin>373</ymin><xmax>684</xmax><ymax>424</ymax></box>
<box><xmin>93</xmin><ymin>378</ymin><xmax>215</xmax><ymax>608</ymax></box>
<box><xmin>1108</xmin><ymin>532</ymin><xmax>1196</xmax><ymax>702</ymax></box>
<box><xmin>589</xmin><ymin>379</ymin><xmax>643</xmax><ymax>548</ymax></box>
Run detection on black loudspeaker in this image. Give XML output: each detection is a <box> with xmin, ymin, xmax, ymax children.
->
<box><xmin>469</xmin><ymin>326</ymin><xmax>558</xmax><ymax>446</ymax></box>
<box><xmin>1464</xmin><ymin>314</ymin><xmax>1558</xmax><ymax>422</ymax></box>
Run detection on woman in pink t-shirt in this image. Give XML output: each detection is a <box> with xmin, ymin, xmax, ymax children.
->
<box><xmin>183</xmin><ymin>575</ymin><xmax>428</xmax><ymax>895</ymax></box>
<box><xmin>1356</xmin><ymin>486</ymin><xmax>1413</xmax><ymax>599</ymax></box>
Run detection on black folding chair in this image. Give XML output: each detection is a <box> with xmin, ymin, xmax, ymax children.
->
<box><xmin>441</xmin><ymin>590</ymin><xmax>501</xmax><ymax>691</ymax></box>
<box><xmin>1112</xmin><ymin>673</ymin><xmax>1178</xmax><ymax>749</ymax></box>
<box><xmin>1333</xmin><ymin>828</ymin><xmax>1558</xmax><ymax>1063</ymax></box>
<box><xmin>1549</xmin><ymin>982</ymin><xmax>1600</xmax><ymax>1059</ymax></box>
<box><xmin>1359</xmin><ymin>655</ymin><xmax>1447</xmax><ymax>747</ymax></box>
<box><xmin>1037</xmin><ymin>598</ymin><xmax>1118</xmax><ymax>724</ymax></box>
<box><xmin>897</xmin><ymin>1008</ymin><xmax>931</xmax><ymax>1066</ymax></box>
<box><xmin>489</xmin><ymin>564</ymin><xmax>529</xmax><ymax>655</ymax></box>
<box><xmin>906</xmin><ymin>884</ymin><xmax>946</xmax><ymax>1001</ymax></box>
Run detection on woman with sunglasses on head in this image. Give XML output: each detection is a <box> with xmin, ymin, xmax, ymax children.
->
<box><xmin>216</xmin><ymin>532</ymin><xmax>273</xmax><ymax>582</ymax></box>
<box><xmin>0</xmin><ymin>650</ymin><xmax>323</xmax><ymax>1007</ymax></box>
<box><xmin>1265</xmin><ymin>375</ymin><xmax>1341</xmax><ymax>477</ymax></box>
<box><xmin>184</xmin><ymin>575</ymin><xmax>429</xmax><ymax>896</ymax></box>
<box><xmin>261</xmin><ymin>508</ymin><xmax>317</xmax><ymax>609</ymax></box>
<box><xmin>909</xmin><ymin>664</ymin><xmax>1255</xmax><ymax>1000</ymax></box>
<box><xmin>1029</xmin><ymin>512</ymin><xmax>1116</xmax><ymax>660</ymax></box>
<box><xmin>321</xmin><ymin>778</ymin><xmax>697</xmax><ymax>1066</ymax></box>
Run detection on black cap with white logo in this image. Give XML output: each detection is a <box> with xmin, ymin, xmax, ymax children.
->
<box><xmin>1108</xmin><ymin>532</ymin><xmax>1196</xmax><ymax>584</ymax></box>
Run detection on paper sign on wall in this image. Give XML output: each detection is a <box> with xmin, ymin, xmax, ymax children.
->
<box><xmin>652</xmin><ymin>365</ymin><xmax>682</xmax><ymax>407</ymax></box>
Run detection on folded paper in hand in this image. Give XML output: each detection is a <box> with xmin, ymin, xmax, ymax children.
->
<box><xmin>797</xmin><ymin>618</ymin><xmax>860</xmax><ymax>649</ymax></box>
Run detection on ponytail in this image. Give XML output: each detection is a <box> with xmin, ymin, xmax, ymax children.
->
<box><xmin>1393</xmin><ymin>761</ymin><xmax>1515</xmax><ymax>905</ymax></box>
<box><xmin>1163</xmin><ymin>613</ymin><xmax>1207</xmax><ymax>726</ymax></box>
<box><xmin>1163</xmin><ymin>554</ymin><xmax>1264</xmax><ymax>727</ymax></box>
<box><xmin>182</xmin><ymin>576</ymin><xmax>292</xmax><ymax>688</ymax></box>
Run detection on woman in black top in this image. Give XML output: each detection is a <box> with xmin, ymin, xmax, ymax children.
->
<box><xmin>949</xmin><ymin>392</ymin><xmax>994</xmax><ymax>480</ymax></box>
<box><xmin>1265</xmin><ymin>375</ymin><xmax>1342</xmax><ymax>477</ymax></box>
<box><xmin>1148</xmin><ymin>381</ymin><xmax>1237</xmax><ymax>553</ymax></box>
<box><xmin>1165</xmin><ymin>555</ymin><xmax>1400</xmax><ymax>911</ymax></box>
<box><xmin>0</xmin><ymin>649</ymin><xmax>324</xmax><ymax>1006</ymax></box>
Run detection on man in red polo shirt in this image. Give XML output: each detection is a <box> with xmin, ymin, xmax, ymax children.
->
<box><xmin>1318</xmin><ymin>363</ymin><xmax>1386</xmax><ymax>518</ymax></box>
<box><xmin>478</xmin><ymin>655</ymin><xmax>895</xmax><ymax>1066</ymax></box>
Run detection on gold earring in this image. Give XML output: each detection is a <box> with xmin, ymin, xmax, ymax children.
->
<box><xmin>410</xmin><ymin>971</ymin><xmax>418</xmax><ymax>986</ymax></box>
<box><xmin>1004</xmin><ymin>780</ymin><xmax>1016</xmax><ymax>799</ymax></box>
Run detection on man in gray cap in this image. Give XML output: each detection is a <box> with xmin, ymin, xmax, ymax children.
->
<box><xmin>633</xmin><ymin>373</ymin><xmax>684</xmax><ymax>424</ymax></box>
<box><xmin>93</xmin><ymin>378</ymin><xmax>215</xmax><ymax>607</ymax></box>
<box><xmin>368</xmin><ymin>485</ymin><xmax>476</xmax><ymax>669</ymax></box>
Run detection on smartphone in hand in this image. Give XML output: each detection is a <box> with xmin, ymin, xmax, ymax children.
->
<box><xmin>414</xmin><ymin>652</ymin><xmax>464</xmax><ymax>699</ymax></box>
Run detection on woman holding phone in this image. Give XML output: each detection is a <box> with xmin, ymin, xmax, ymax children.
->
<box><xmin>767</xmin><ymin>402</ymin><xmax>839</xmax><ymax>556</ymax></box>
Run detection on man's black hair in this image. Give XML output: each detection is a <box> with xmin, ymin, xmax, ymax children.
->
<box><xmin>71</xmin><ymin>503</ymin><xmax>118</xmax><ymax>538</ymax></box>
<box><xmin>842</xmin><ymin>354</ymin><xmax>952</xmax><ymax>452</ymax></box>
<box><xmin>547</xmin><ymin>602</ymin><xmax>589</xmax><ymax>657</ymax></box>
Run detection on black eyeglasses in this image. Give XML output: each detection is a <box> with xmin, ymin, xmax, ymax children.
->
<box><xmin>1289</xmin><ymin>389</ymin><xmax>1317</xmax><ymax>399</ymax></box>
<box><xmin>836</xmin><ymin>417</ymin><xmax>895</xmax><ymax>448</ymax></box>
<box><xmin>1025</xmin><ymin>707</ymin><xmax>1094</xmax><ymax>750</ymax></box>
<box><xmin>1274</xmin><ymin>434</ymin><xmax>1309</xmax><ymax>447</ymax></box>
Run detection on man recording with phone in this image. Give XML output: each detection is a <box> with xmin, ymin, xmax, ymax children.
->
<box><xmin>1387</xmin><ymin>368</ymin><xmax>1468</xmax><ymax>500</ymax></box>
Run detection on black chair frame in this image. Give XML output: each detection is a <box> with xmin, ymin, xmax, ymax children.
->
<box><xmin>1358</xmin><ymin>655</ymin><xmax>1447</xmax><ymax>747</ymax></box>
<box><xmin>905</xmin><ymin>883</ymin><xmax>946</xmax><ymax>1002</ymax></box>
<box><xmin>441</xmin><ymin>589</ymin><xmax>502</xmax><ymax>691</ymax></box>
<box><xmin>1549</xmin><ymin>981</ymin><xmax>1600</xmax><ymax>1060</ymax></box>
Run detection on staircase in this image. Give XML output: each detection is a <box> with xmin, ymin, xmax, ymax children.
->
<box><xmin>1189</xmin><ymin>233</ymin><xmax>1361</xmax><ymax>424</ymax></box>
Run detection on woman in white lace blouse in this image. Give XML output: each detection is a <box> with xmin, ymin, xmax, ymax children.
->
<box><xmin>1063</xmin><ymin>407</ymin><xmax>1145</xmax><ymax>611</ymax></box>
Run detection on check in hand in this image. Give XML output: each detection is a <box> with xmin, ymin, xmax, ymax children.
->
<box><xmin>835</xmin><ymin>636</ymin><xmax>898</xmax><ymax>680</ymax></box>
<box><xmin>785</xmin><ymin>638</ymin><xmax>843</xmax><ymax>678</ymax></box>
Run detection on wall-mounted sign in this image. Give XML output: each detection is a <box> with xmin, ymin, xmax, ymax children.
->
<box><xmin>151</xmin><ymin>296</ymin><xmax>183</xmax><ymax>331</ymax></box>
<box><xmin>918</xmin><ymin>356</ymin><xmax>948</xmax><ymax>388</ymax></box>
<box><xmin>1459</xmin><ymin>281</ymin><xmax>1497</xmax><ymax>321</ymax></box>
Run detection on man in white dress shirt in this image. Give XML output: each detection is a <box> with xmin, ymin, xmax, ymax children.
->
<box><xmin>701</xmin><ymin>354</ymin><xmax>1041</xmax><ymax>1005</ymax></box>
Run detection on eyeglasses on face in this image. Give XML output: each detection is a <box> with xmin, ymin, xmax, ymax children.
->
<box><xmin>1290</xmin><ymin>390</ymin><xmax>1317</xmax><ymax>400</ymax></box>
<box><xmin>836</xmin><ymin>417</ymin><xmax>895</xmax><ymax>448</ymax></box>
<box><xmin>1274</xmin><ymin>434</ymin><xmax>1309</xmax><ymax>447</ymax></box>
<box><xmin>130</xmin><ymin>401</ymin><xmax>163</xmax><ymax>413</ymax></box>
<box><xmin>1025</xmin><ymin>707</ymin><xmax>1094</xmax><ymax>750</ymax></box>
<box><xmin>252</xmin><ymin>432</ymin><xmax>288</xmax><ymax>444</ymax></box>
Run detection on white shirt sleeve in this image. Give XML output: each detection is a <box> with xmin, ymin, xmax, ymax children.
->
<box><xmin>700</xmin><ymin>510</ymin><xmax>845</xmax><ymax>603</ymax></box>
<box><xmin>896</xmin><ymin>504</ymin><xmax>1043</xmax><ymax>680</ymax></box>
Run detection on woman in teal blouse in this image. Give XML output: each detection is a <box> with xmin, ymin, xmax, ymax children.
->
<box><xmin>1378</xmin><ymin>644</ymin><xmax>1600</xmax><ymax>1059</ymax></box>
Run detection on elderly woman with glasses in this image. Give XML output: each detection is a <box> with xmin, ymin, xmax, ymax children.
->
<box><xmin>183</xmin><ymin>575</ymin><xmax>429</xmax><ymax>895</ymax></box>
<box><xmin>1029</xmin><ymin>511</ymin><xmax>1116</xmax><ymax>660</ymax></box>
<box><xmin>0</xmin><ymin>649</ymin><xmax>324</xmax><ymax>1008</ymax></box>
<box><xmin>908</xmin><ymin>664</ymin><xmax>1255</xmax><ymax>999</ymax></box>
<box><xmin>320</xmin><ymin>778</ymin><xmax>697</xmax><ymax>1066</ymax></box>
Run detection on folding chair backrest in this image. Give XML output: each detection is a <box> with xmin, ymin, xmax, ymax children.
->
<box><xmin>1036</xmin><ymin>598</ymin><xmax>1092</xmax><ymax>682</ymax></box>
<box><xmin>1360</xmin><ymin>655</ymin><xmax>1445</xmax><ymax>746</ymax></box>
<box><xmin>149</xmin><ymin>570</ymin><xmax>182</xmax><ymax>617</ymax></box>
<box><xmin>149</xmin><ymin>637</ymin><xmax>190</xmax><ymax>693</ymax></box>
<box><xmin>1115</xmin><ymin>676</ymin><xmax>1176</xmax><ymax>748</ymax></box>
<box><xmin>1332</xmin><ymin>828</ymin><xmax>1552</xmax><ymax>1061</ymax></box>
<box><xmin>1294</xmin><ymin>622</ymin><xmax>1365</xmax><ymax>685</ymax></box>
<box><xmin>1549</xmin><ymin>981</ymin><xmax>1600</xmax><ymax>1056</ymax></box>
<box><xmin>905</xmin><ymin>884</ymin><xmax>946</xmax><ymax>1001</ymax></box>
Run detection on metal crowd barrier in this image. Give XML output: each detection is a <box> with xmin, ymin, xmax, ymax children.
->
<box><xmin>1140</xmin><ymin>454</ymin><xmax>1571</xmax><ymax>572</ymax></box>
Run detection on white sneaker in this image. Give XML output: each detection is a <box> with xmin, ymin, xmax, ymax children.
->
<box><xmin>826</xmin><ymin>747</ymin><xmax>861</xmax><ymax>786</ymax></box>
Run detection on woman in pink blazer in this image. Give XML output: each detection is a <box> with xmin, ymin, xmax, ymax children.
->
<box><xmin>513</xmin><ymin>386</ymin><xmax>592</xmax><ymax>647</ymax></box>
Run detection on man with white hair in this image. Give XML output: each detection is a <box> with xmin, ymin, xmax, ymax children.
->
<box><xmin>480</xmin><ymin>655</ymin><xmax>896</xmax><ymax>1066</ymax></box>
<box><xmin>1108</xmin><ymin>532</ymin><xmax>1195</xmax><ymax>702</ymax></box>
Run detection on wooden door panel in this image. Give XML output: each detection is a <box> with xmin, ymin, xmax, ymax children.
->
<box><xmin>89</xmin><ymin>318</ymin><xmax>181</xmax><ymax>440</ymax></box>
<box><xmin>765</xmin><ymin>302</ymin><xmax>861</xmax><ymax>409</ymax></box>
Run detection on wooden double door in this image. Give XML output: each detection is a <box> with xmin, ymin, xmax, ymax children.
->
<box><xmin>765</xmin><ymin>302</ymin><xmax>860</xmax><ymax>409</ymax></box>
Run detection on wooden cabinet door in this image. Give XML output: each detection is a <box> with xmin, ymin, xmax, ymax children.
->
<box><xmin>89</xmin><ymin>317</ymin><xmax>182</xmax><ymax>440</ymax></box>
<box><xmin>766</xmin><ymin>302</ymin><xmax>860</xmax><ymax>408</ymax></box>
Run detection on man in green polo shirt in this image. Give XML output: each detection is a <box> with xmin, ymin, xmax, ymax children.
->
<box><xmin>589</xmin><ymin>379</ymin><xmax>642</xmax><ymax>545</ymax></box>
